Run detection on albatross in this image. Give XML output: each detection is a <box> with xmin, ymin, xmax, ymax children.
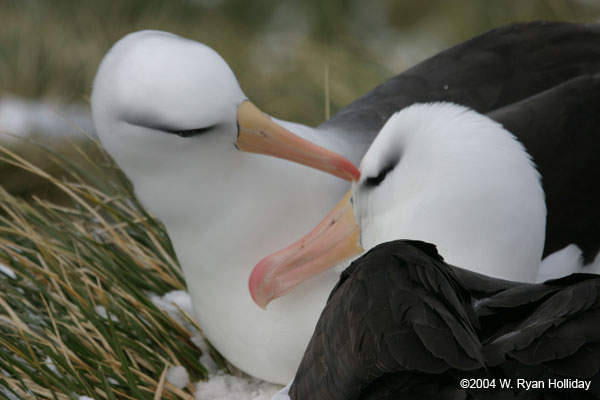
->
<box><xmin>91</xmin><ymin>21</ymin><xmax>600</xmax><ymax>384</ymax></box>
<box><xmin>260</xmin><ymin>103</ymin><xmax>598</xmax><ymax>399</ymax></box>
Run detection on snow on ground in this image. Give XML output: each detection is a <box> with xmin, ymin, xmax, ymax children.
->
<box><xmin>194</xmin><ymin>371</ymin><xmax>282</xmax><ymax>400</ymax></box>
<box><xmin>0</xmin><ymin>262</ymin><xmax>16</xmax><ymax>279</ymax></box>
<box><xmin>151</xmin><ymin>290</ymin><xmax>285</xmax><ymax>400</ymax></box>
<box><xmin>150</xmin><ymin>290</ymin><xmax>193</xmax><ymax>321</ymax></box>
<box><xmin>166</xmin><ymin>365</ymin><xmax>190</xmax><ymax>389</ymax></box>
<box><xmin>0</xmin><ymin>386</ymin><xmax>20</xmax><ymax>400</ymax></box>
<box><xmin>0</xmin><ymin>95</ymin><xmax>94</xmax><ymax>142</ymax></box>
<box><xmin>93</xmin><ymin>305</ymin><xmax>120</xmax><ymax>322</ymax></box>
<box><xmin>44</xmin><ymin>356</ymin><xmax>60</xmax><ymax>376</ymax></box>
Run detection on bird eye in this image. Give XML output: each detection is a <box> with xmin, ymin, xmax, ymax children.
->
<box><xmin>364</xmin><ymin>162</ymin><xmax>396</xmax><ymax>187</ymax></box>
<box><xmin>165</xmin><ymin>125</ymin><xmax>216</xmax><ymax>138</ymax></box>
<box><xmin>124</xmin><ymin>118</ymin><xmax>217</xmax><ymax>138</ymax></box>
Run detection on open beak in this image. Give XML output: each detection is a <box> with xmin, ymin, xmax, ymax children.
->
<box><xmin>249</xmin><ymin>191</ymin><xmax>363</xmax><ymax>309</ymax></box>
<box><xmin>236</xmin><ymin>101</ymin><xmax>360</xmax><ymax>182</ymax></box>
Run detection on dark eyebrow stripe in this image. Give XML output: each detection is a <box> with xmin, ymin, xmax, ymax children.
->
<box><xmin>124</xmin><ymin>116</ymin><xmax>218</xmax><ymax>138</ymax></box>
<box><xmin>364</xmin><ymin>161</ymin><xmax>397</xmax><ymax>188</ymax></box>
<box><xmin>164</xmin><ymin>125</ymin><xmax>217</xmax><ymax>138</ymax></box>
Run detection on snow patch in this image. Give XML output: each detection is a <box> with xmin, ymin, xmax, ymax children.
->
<box><xmin>166</xmin><ymin>365</ymin><xmax>190</xmax><ymax>389</ymax></box>
<box><xmin>44</xmin><ymin>356</ymin><xmax>60</xmax><ymax>376</ymax></box>
<box><xmin>94</xmin><ymin>305</ymin><xmax>119</xmax><ymax>322</ymax></box>
<box><xmin>192</xmin><ymin>333</ymin><xmax>220</xmax><ymax>373</ymax></box>
<box><xmin>0</xmin><ymin>386</ymin><xmax>20</xmax><ymax>400</ymax></box>
<box><xmin>0</xmin><ymin>95</ymin><xmax>94</xmax><ymax>142</ymax></box>
<box><xmin>195</xmin><ymin>371</ymin><xmax>281</xmax><ymax>400</ymax></box>
<box><xmin>0</xmin><ymin>263</ymin><xmax>16</xmax><ymax>279</ymax></box>
<box><xmin>150</xmin><ymin>290</ymin><xmax>193</xmax><ymax>318</ymax></box>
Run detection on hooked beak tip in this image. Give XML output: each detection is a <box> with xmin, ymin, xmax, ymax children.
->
<box><xmin>249</xmin><ymin>260</ymin><xmax>272</xmax><ymax>310</ymax></box>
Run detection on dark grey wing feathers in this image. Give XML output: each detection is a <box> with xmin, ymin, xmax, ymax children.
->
<box><xmin>290</xmin><ymin>241</ymin><xmax>600</xmax><ymax>400</ymax></box>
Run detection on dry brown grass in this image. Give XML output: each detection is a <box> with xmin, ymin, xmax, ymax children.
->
<box><xmin>0</xmin><ymin>140</ymin><xmax>211</xmax><ymax>399</ymax></box>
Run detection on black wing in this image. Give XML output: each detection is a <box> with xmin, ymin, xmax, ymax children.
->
<box><xmin>488</xmin><ymin>75</ymin><xmax>600</xmax><ymax>263</ymax></box>
<box><xmin>290</xmin><ymin>241</ymin><xmax>600</xmax><ymax>400</ymax></box>
<box><xmin>320</xmin><ymin>21</ymin><xmax>600</xmax><ymax>138</ymax></box>
<box><xmin>290</xmin><ymin>240</ymin><xmax>485</xmax><ymax>400</ymax></box>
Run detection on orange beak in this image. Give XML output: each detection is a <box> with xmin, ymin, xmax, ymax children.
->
<box><xmin>249</xmin><ymin>191</ymin><xmax>363</xmax><ymax>309</ymax></box>
<box><xmin>236</xmin><ymin>101</ymin><xmax>360</xmax><ymax>182</ymax></box>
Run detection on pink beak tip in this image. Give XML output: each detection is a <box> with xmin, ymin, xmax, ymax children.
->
<box><xmin>338</xmin><ymin>159</ymin><xmax>360</xmax><ymax>182</ymax></box>
<box><xmin>249</xmin><ymin>259</ymin><xmax>273</xmax><ymax>309</ymax></box>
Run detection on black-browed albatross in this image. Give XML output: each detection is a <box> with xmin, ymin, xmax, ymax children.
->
<box><xmin>91</xmin><ymin>21</ymin><xmax>600</xmax><ymax>384</ymax></box>
<box><xmin>261</xmin><ymin>102</ymin><xmax>597</xmax><ymax>399</ymax></box>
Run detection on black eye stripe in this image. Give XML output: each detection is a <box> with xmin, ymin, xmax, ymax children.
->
<box><xmin>364</xmin><ymin>162</ymin><xmax>397</xmax><ymax>188</ymax></box>
<box><xmin>165</xmin><ymin>125</ymin><xmax>216</xmax><ymax>138</ymax></box>
<box><xmin>124</xmin><ymin>118</ymin><xmax>217</xmax><ymax>138</ymax></box>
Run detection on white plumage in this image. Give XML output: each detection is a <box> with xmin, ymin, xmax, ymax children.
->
<box><xmin>92</xmin><ymin>31</ymin><xmax>352</xmax><ymax>384</ymax></box>
<box><xmin>354</xmin><ymin>103</ymin><xmax>546</xmax><ymax>282</ymax></box>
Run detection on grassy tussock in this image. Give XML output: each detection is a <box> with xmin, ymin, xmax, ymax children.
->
<box><xmin>0</xmin><ymin>140</ymin><xmax>209</xmax><ymax>399</ymax></box>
